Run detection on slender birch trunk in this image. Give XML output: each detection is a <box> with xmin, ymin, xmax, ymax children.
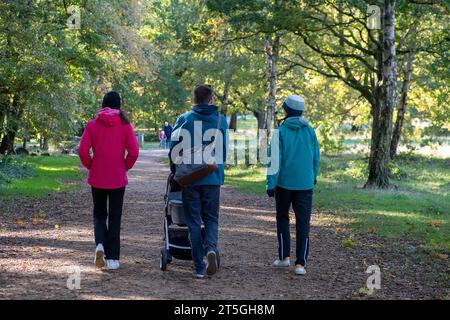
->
<box><xmin>365</xmin><ymin>0</ymin><xmax>397</xmax><ymax>188</ymax></box>
<box><xmin>390</xmin><ymin>51</ymin><xmax>414</xmax><ymax>159</ymax></box>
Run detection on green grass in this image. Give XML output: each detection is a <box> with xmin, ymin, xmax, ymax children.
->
<box><xmin>0</xmin><ymin>156</ymin><xmax>82</xmax><ymax>198</ymax></box>
<box><xmin>225</xmin><ymin>165</ymin><xmax>266</xmax><ymax>194</ymax></box>
<box><xmin>141</xmin><ymin>142</ymin><xmax>161</xmax><ymax>150</ymax></box>
<box><xmin>236</xmin><ymin>116</ymin><xmax>258</xmax><ymax>131</ymax></box>
<box><xmin>225</xmin><ymin>154</ymin><xmax>450</xmax><ymax>252</ymax></box>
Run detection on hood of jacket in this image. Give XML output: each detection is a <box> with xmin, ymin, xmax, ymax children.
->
<box><xmin>282</xmin><ymin>117</ymin><xmax>309</xmax><ymax>130</ymax></box>
<box><xmin>191</xmin><ymin>104</ymin><xmax>220</xmax><ymax>124</ymax></box>
<box><xmin>97</xmin><ymin>107</ymin><xmax>122</xmax><ymax>127</ymax></box>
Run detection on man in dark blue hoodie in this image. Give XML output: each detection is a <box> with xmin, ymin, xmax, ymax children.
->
<box><xmin>169</xmin><ymin>85</ymin><xmax>228</xmax><ymax>278</ymax></box>
<box><xmin>163</xmin><ymin>121</ymin><xmax>173</xmax><ymax>146</ymax></box>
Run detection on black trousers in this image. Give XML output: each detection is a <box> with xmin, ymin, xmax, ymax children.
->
<box><xmin>92</xmin><ymin>187</ymin><xmax>125</xmax><ymax>260</ymax></box>
<box><xmin>275</xmin><ymin>186</ymin><xmax>313</xmax><ymax>266</ymax></box>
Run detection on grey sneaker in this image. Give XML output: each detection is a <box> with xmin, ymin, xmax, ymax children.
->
<box><xmin>206</xmin><ymin>251</ymin><xmax>218</xmax><ymax>276</ymax></box>
<box><xmin>106</xmin><ymin>259</ymin><xmax>120</xmax><ymax>270</ymax></box>
<box><xmin>294</xmin><ymin>264</ymin><xmax>306</xmax><ymax>275</ymax></box>
<box><xmin>273</xmin><ymin>258</ymin><xmax>291</xmax><ymax>268</ymax></box>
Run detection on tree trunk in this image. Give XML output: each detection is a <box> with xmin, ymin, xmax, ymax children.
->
<box><xmin>253</xmin><ymin>110</ymin><xmax>267</xmax><ymax>164</ymax></box>
<box><xmin>365</xmin><ymin>0</ymin><xmax>397</xmax><ymax>189</ymax></box>
<box><xmin>0</xmin><ymin>95</ymin><xmax>21</xmax><ymax>155</ymax></box>
<box><xmin>264</xmin><ymin>32</ymin><xmax>280</xmax><ymax>138</ymax></box>
<box><xmin>253</xmin><ymin>110</ymin><xmax>267</xmax><ymax>130</ymax></box>
<box><xmin>222</xmin><ymin>40</ymin><xmax>232</xmax><ymax>116</ymax></box>
<box><xmin>390</xmin><ymin>51</ymin><xmax>414</xmax><ymax>159</ymax></box>
<box><xmin>22</xmin><ymin>137</ymin><xmax>27</xmax><ymax>149</ymax></box>
<box><xmin>0</xmin><ymin>95</ymin><xmax>8</xmax><ymax>150</ymax></box>
<box><xmin>42</xmin><ymin>135</ymin><xmax>49</xmax><ymax>151</ymax></box>
<box><xmin>229</xmin><ymin>111</ymin><xmax>238</xmax><ymax>130</ymax></box>
<box><xmin>0</xmin><ymin>100</ymin><xmax>5</xmax><ymax>137</ymax></box>
<box><xmin>0</xmin><ymin>132</ymin><xmax>16</xmax><ymax>155</ymax></box>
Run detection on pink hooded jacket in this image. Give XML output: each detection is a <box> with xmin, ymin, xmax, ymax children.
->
<box><xmin>78</xmin><ymin>108</ymin><xmax>139</xmax><ymax>189</ymax></box>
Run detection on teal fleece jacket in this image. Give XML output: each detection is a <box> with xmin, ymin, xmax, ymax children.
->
<box><xmin>266</xmin><ymin>117</ymin><xmax>320</xmax><ymax>191</ymax></box>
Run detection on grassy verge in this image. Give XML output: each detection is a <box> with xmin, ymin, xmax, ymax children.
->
<box><xmin>141</xmin><ymin>142</ymin><xmax>161</xmax><ymax>150</ymax></box>
<box><xmin>0</xmin><ymin>156</ymin><xmax>82</xmax><ymax>198</ymax></box>
<box><xmin>225</xmin><ymin>154</ymin><xmax>450</xmax><ymax>253</ymax></box>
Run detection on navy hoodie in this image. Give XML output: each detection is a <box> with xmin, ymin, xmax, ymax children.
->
<box><xmin>169</xmin><ymin>104</ymin><xmax>228</xmax><ymax>186</ymax></box>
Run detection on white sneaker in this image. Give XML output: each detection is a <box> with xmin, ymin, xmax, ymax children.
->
<box><xmin>106</xmin><ymin>259</ymin><xmax>120</xmax><ymax>270</ymax></box>
<box><xmin>193</xmin><ymin>272</ymin><xmax>205</xmax><ymax>279</ymax></box>
<box><xmin>294</xmin><ymin>264</ymin><xmax>306</xmax><ymax>275</ymax></box>
<box><xmin>94</xmin><ymin>244</ymin><xmax>106</xmax><ymax>268</ymax></box>
<box><xmin>273</xmin><ymin>258</ymin><xmax>291</xmax><ymax>268</ymax></box>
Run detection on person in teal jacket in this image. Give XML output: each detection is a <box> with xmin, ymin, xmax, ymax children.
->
<box><xmin>266</xmin><ymin>95</ymin><xmax>320</xmax><ymax>276</ymax></box>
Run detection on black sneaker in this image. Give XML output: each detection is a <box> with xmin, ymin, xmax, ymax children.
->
<box><xmin>206</xmin><ymin>251</ymin><xmax>218</xmax><ymax>276</ymax></box>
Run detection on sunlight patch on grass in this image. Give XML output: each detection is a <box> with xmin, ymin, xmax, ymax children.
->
<box><xmin>225</xmin><ymin>166</ymin><xmax>266</xmax><ymax>194</ymax></box>
<box><xmin>38</xmin><ymin>166</ymin><xmax>78</xmax><ymax>172</ymax></box>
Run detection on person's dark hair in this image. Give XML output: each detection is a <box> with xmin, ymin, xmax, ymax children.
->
<box><xmin>102</xmin><ymin>91</ymin><xmax>130</xmax><ymax>124</ymax></box>
<box><xmin>276</xmin><ymin>110</ymin><xmax>303</xmax><ymax>126</ymax></box>
<box><xmin>194</xmin><ymin>84</ymin><xmax>213</xmax><ymax>104</ymax></box>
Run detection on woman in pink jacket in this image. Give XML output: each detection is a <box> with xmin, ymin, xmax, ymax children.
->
<box><xmin>78</xmin><ymin>91</ymin><xmax>139</xmax><ymax>270</ymax></box>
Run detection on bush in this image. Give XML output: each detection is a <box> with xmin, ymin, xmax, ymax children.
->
<box><xmin>317</xmin><ymin>123</ymin><xmax>345</xmax><ymax>155</ymax></box>
<box><xmin>0</xmin><ymin>156</ymin><xmax>35</xmax><ymax>186</ymax></box>
<box><xmin>388</xmin><ymin>162</ymin><xmax>408</xmax><ymax>180</ymax></box>
<box><xmin>344</xmin><ymin>160</ymin><xmax>367</xmax><ymax>180</ymax></box>
<box><xmin>144</xmin><ymin>133</ymin><xmax>159</xmax><ymax>142</ymax></box>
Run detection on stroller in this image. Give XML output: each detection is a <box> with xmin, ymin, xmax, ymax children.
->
<box><xmin>159</xmin><ymin>173</ymin><xmax>194</xmax><ymax>271</ymax></box>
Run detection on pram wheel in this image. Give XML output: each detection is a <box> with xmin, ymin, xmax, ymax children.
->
<box><xmin>160</xmin><ymin>248</ymin><xmax>168</xmax><ymax>271</ymax></box>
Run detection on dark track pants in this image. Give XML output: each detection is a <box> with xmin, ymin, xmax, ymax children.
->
<box><xmin>275</xmin><ymin>186</ymin><xmax>313</xmax><ymax>266</ymax></box>
<box><xmin>92</xmin><ymin>187</ymin><xmax>125</xmax><ymax>260</ymax></box>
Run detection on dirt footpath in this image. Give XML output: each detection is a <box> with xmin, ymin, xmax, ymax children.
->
<box><xmin>0</xmin><ymin>149</ymin><xmax>447</xmax><ymax>299</ymax></box>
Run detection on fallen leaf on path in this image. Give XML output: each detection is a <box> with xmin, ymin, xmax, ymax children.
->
<box><xmin>355</xmin><ymin>287</ymin><xmax>374</xmax><ymax>297</ymax></box>
<box><xmin>335</xmin><ymin>227</ymin><xmax>344</xmax><ymax>234</ymax></box>
<box><xmin>34</xmin><ymin>212</ymin><xmax>46</xmax><ymax>218</ymax></box>
<box><xmin>341</xmin><ymin>237</ymin><xmax>358</xmax><ymax>248</ymax></box>
<box><xmin>32</xmin><ymin>218</ymin><xmax>46</xmax><ymax>225</ymax></box>
<box><xmin>15</xmin><ymin>219</ymin><xmax>26</xmax><ymax>227</ymax></box>
<box><xmin>430</xmin><ymin>252</ymin><xmax>448</xmax><ymax>261</ymax></box>
<box><xmin>54</xmin><ymin>224</ymin><xmax>60</xmax><ymax>230</ymax></box>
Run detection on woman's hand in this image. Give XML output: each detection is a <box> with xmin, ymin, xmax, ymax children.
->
<box><xmin>267</xmin><ymin>189</ymin><xmax>275</xmax><ymax>197</ymax></box>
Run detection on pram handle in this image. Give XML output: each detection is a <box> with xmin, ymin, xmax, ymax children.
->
<box><xmin>164</xmin><ymin>173</ymin><xmax>173</xmax><ymax>203</ymax></box>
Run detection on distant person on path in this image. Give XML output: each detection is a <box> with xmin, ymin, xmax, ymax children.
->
<box><xmin>266</xmin><ymin>95</ymin><xmax>320</xmax><ymax>276</ymax></box>
<box><xmin>164</xmin><ymin>121</ymin><xmax>173</xmax><ymax>145</ymax></box>
<box><xmin>159</xmin><ymin>130</ymin><xmax>167</xmax><ymax>148</ymax></box>
<box><xmin>78</xmin><ymin>91</ymin><xmax>139</xmax><ymax>270</ymax></box>
<box><xmin>169</xmin><ymin>84</ymin><xmax>228</xmax><ymax>279</ymax></box>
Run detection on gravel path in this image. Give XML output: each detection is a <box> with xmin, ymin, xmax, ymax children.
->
<box><xmin>0</xmin><ymin>149</ymin><xmax>447</xmax><ymax>299</ymax></box>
